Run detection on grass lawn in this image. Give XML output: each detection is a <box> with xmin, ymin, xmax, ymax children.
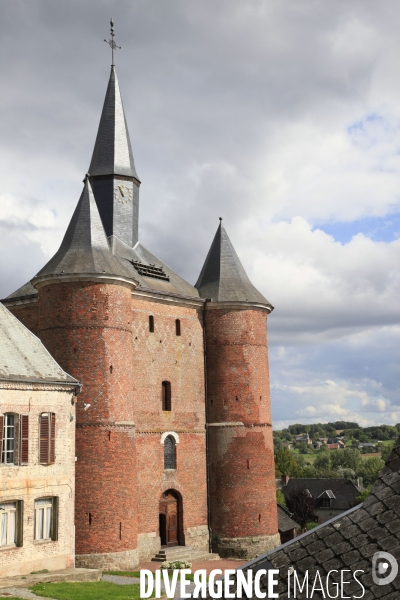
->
<box><xmin>104</xmin><ymin>570</ymin><xmax>201</xmax><ymax>582</ymax></box>
<box><xmin>30</xmin><ymin>581</ymin><xmax>146</xmax><ymax>600</ymax></box>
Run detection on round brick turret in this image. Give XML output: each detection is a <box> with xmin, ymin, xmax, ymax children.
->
<box><xmin>205</xmin><ymin>305</ymin><xmax>280</xmax><ymax>559</ymax></box>
<box><xmin>37</xmin><ymin>278</ymin><xmax>138</xmax><ymax>569</ymax></box>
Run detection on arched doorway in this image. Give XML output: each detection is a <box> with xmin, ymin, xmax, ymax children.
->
<box><xmin>159</xmin><ymin>490</ymin><xmax>182</xmax><ymax>547</ymax></box>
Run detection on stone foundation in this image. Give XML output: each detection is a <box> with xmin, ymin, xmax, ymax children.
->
<box><xmin>137</xmin><ymin>532</ymin><xmax>161</xmax><ymax>562</ymax></box>
<box><xmin>185</xmin><ymin>524</ymin><xmax>210</xmax><ymax>551</ymax></box>
<box><xmin>75</xmin><ymin>548</ymin><xmax>139</xmax><ymax>570</ymax></box>
<box><xmin>214</xmin><ymin>533</ymin><xmax>281</xmax><ymax>560</ymax></box>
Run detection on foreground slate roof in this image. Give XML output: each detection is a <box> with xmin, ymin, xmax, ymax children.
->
<box><xmin>0</xmin><ymin>302</ymin><xmax>78</xmax><ymax>385</ymax></box>
<box><xmin>199</xmin><ymin>436</ymin><xmax>400</xmax><ymax>599</ymax></box>
<box><xmin>195</xmin><ymin>220</ymin><xmax>272</xmax><ymax>306</ymax></box>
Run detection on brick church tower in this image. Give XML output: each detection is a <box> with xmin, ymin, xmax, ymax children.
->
<box><xmin>196</xmin><ymin>220</ymin><xmax>280</xmax><ymax>557</ymax></box>
<box><xmin>3</xmin><ymin>52</ymin><xmax>279</xmax><ymax>566</ymax></box>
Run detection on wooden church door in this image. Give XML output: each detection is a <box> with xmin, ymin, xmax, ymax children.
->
<box><xmin>159</xmin><ymin>491</ymin><xmax>180</xmax><ymax>547</ymax></box>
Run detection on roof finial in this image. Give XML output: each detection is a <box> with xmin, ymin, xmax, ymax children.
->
<box><xmin>104</xmin><ymin>18</ymin><xmax>121</xmax><ymax>66</ymax></box>
<box><xmin>219</xmin><ymin>217</ymin><xmax>223</xmax><ymax>223</ymax></box>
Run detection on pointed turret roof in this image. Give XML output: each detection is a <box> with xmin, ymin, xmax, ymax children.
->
<box><xmin>34</xmin><ymin>178</ymin><xmax>134</xmax><ymax>281</ymax></box>
<box><xmin>195</xmin><ymin>220</ymin><xmax>272</xmax><ymax>307</ymax></box>
<box><xmin>88</xmin><ymin>66</ymin><xmax>139</xmax><ymax>180</ymax></box>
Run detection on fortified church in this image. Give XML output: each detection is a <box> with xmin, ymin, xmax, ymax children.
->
<box><xmin>2</xmin><ymin>36</ymin><xmax>279</xmax><ymax>569</ymax></box>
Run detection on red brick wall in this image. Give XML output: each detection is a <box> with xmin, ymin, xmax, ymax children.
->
<box><xmin>37</xmin><ymin>281</ymin><xmax>137</xmax><ymax>555</ymax></box>
<box><xmin>130</xmin><ymin>298</ymin><xmax>208</xmax><ymax>538</ymax></box>
<box><xmin>205</xmin><ymin>308</ymin><xmax>278</xmax><ymax>539</ymax></box>
<box><xmin>7</xmin><ymin>303</ymin><xmax>39</xmax><ymax>336</ymax></box>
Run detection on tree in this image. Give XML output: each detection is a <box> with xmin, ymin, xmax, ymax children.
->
<box><xmin>381</xmin><ymin>442</ymin><xmax>395</xmax><ymax>463</ymax></box>
<box><xmin>357</xmin><ymin>457</ymin><xmax>384</xmax><ymax>487</ymax></box>
<box><xmin>286</xmin><ymin>487</ymin><xmax>317</xmax><ymax>528</ymax></box>
<box><xmin>331</xmin><ymin>447</ymin><xmax>362</xmax><ymax>472</ymax></box>
<box><xmin>352</xmin><ymin>485</ymin><xmax>373</xmax><ymax>506</ymax></box>
<box><xmin>276</xmin><ymin>489</ymin><xmax>287</xmax><ymax>508</ymax></box>
<box><xmin>274</xmin><ymin>448</ymin><xmax>303</xmax><ymax>477</ymax></box>
<box><xmin>314</xmin><ymin>453</ymin><xmax>331</xmax><ymax>474</ymax></box>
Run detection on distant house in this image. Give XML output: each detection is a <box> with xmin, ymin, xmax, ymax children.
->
<box><xmin>277</xmin><ymin>504</ymin><xmax>298</xmax><ymax>544</ymax></box>
<box><xmin>295</xmin><ymin>433</ymin><xmax>312</xmax><ymax>445</ymax></box>
<box><xmin>314</xmin><ymin>441</ymin><xmax>323</xmax><ymax>449</ymax></box>
<box><xmin>358</xmin><ymin>443</ymin><xmax>376</xmax><ymax>449</ymax></box>
<box><xmin>318</xmin><ymin>437</ymin><xmax>328</xmax><ymax>444</ymax></box>
<box><xmin>281</xmin><ymin>477</ymin><xmax>362</xmax><ymax>523</ymax></box>
<box><xmin>282</xmin><ymin>442</ymin><xmax>293</xmax><ymax>449</ymax></box>
<box><xmin>327</xmin><ymin>443</ymin><xmax>340</xmax><ymax>450</ymax></box>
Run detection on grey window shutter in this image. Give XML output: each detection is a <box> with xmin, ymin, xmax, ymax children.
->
<box><xmin>20</xmin><ymin>415</ymin><xmax>29</xmax><ymax>465</ymax></box>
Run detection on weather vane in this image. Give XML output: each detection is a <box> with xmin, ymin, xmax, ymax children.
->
<box><xmin>104</xmin><ymin>18</ymin><xmax>121</xmax><ymax>66</ymax></box>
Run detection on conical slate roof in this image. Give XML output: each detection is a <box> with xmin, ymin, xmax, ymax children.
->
<box><xmin>34</xmin><ymin>178</ymin><xmax>134</xmax><ymax>281</ymax></box>
<box><xmin>195</xmin><ymin>221</ymin><xmax>272</xmax><ymax>307</ymax></box>
<box><xmin>0</xmin><ymin>302</ymin><xmax>78</xmax><ymax>385</ymax></box>
<box><xmin>88</xmin><ymin>66</ymin><xmax>139</xmax><ymax>180</ymax></box>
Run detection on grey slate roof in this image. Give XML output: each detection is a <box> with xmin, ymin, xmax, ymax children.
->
<box><xmin>109</xmin><ymin>236</ymin><xmax>200</xmax><ymax>298</ymax></box>
<box><xmin>34</xmin><ymin>178</ymin><xmax>135</xmax><ymax>282</ymax></box>
<box><xmin>0</xmin><ymin>302</ymin><xmax>78</xmax><ymax>385</ymax></box>
<box><xmin>5</xmin><ymin>280</ymin><xmax>37</xmax><ymax>302</ymax></box>
<box><xmin>197</xmin><ymin>437</ymin><xmax>400</xmax><ymax>599</ymax></box>
<box><xmin>282</xmin><ymin>478</ymin><xmax>361</xmax><ymax>510</ymax></box>
<box><xmin>195</xmin><ymin>221</ymin><xmax>272</xmax><ymax>306</ymax></box>
<box><xmin>88</xmin><ymin>66</ymin><xmax>139</xmax><ymax>180</ymax></box>
<box><xmin>277</xmin><ymin>504</ymin><xmax>299</xmax><ymax>533</ymax></box>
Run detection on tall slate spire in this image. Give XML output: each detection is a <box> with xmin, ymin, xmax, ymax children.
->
<box><xmin>195</xmin><ymin>220</ymin><xmax>272</xmax><ymax>307</ymax></box>
<box><xmin>89</xmin><ymin>66</ymin><xmax>138</xmax><ymax>180</ymax></box>
<box><xmin>88</xmin><ymin>66</ymin><xmax>140</xmax><ymax>248</ymax></box>
<box><xmin>34</xmin><ymin>178</ymin><xmax>134</xmax><ymax>282</ymax></box>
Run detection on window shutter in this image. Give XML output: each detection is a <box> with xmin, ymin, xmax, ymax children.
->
<box><xmin>16</xmin><ymin>500</ymin><xmax>24</xmax><ymax>547</ymax></box>
<box><xmin>50</xmin><ymin>414</ymin><xmax>56</xmax><ymax>464</ymax></box>
<box><xmin>20</xmin><ymin>415</ymin><xmax>29</xmax><ymax>465</ymax></box>
<box><xmin>52</xmin><ymin>497</ymin><xmax>59</xmax><ymax>541</ymax></box>
<box><xmin>39</xmin><ymin>414</ymin><xmax>49</xmax><ymax>465</ymax></box>
<box><xmin>0</xmin><ymin>415</ymin><xmax>3</xmax><ymax>462</ymax></box>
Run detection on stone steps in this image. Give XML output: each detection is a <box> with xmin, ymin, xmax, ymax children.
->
<box><xmin>151</xmin><ymin>546</ymin><xmax>219</xmax><ymax>563</ymax></box>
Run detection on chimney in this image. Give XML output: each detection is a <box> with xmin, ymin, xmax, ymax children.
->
<box><xmin>281</xmin><ymin>474</ymin><xmax>289</xmax><ymax>485</ymax></box>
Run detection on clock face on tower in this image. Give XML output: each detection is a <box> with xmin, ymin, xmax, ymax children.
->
<box><xmin>114</xmin><ymin>183</ymin><xmax>133</xmax><ymax>204</ymax></box>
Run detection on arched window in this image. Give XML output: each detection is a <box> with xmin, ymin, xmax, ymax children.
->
<box><xmin>149</xmin><ymin>315</ymin><xmax>154</xmax><ymax>333</ymax></box>
<box><xmin>164</xmin><ymin>435</ymin><xmax>176</xmax><ymax>470</ymax></box>
<box><xmin>162</xmin><ymin>381</ymin><xmax>171</xmax><ymax>411</ymax></box>
<box><xmin>175</xmin><ymin>319</ymin><xmax>181</xmax><ymax>336</ymax></box>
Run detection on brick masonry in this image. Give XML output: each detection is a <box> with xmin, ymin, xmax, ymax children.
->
<box><xmin>205</xmin><ymin>308</ymin><xmax>279</xmax><ymax>559</ymax></box>
<box><xmin>0</xmin><ymin>384</ymin><xmax>76</xmax><ymax>577</ymax></box>
<box><xmin>5</xmin><ymin>293</ymin><xmax>279</xmax><ymax>565</ymax></box>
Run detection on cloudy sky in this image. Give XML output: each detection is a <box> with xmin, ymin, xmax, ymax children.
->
<box><xmin>0</xmin><ymin>1</ymin><xmax>399</xmax><ymax>429</ymax></box>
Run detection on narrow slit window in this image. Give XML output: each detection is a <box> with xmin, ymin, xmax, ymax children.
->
<box><xmin>175</xmin><ymin>319</ymin><xmax>181</xmax><ymax>336</ymax></box>
<box><xmin>164</xmin><ymin>435</ymin><xmax>176</xmax><ymax>470</ymax></box>
<box><xmin>162</xmin><ymin>381</ymin><xmax>171</xmax><ymax>411</ymax></box>
<box><xmin>149</xmin><ymin>315</ymin><xmax>154</xmax><ymax>333</ymax></box>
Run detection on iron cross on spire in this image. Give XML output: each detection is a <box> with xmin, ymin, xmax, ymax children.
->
<box><xmin>104</xmin><ymin>18</ymin><xmax>121</xmax><ymax>66</ymax></box>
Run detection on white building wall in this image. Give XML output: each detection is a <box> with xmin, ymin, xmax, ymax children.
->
<box><xmin>0</xmin><ymin>383</ymin><xmax>76</xmax><ymax>577</ymax></box>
